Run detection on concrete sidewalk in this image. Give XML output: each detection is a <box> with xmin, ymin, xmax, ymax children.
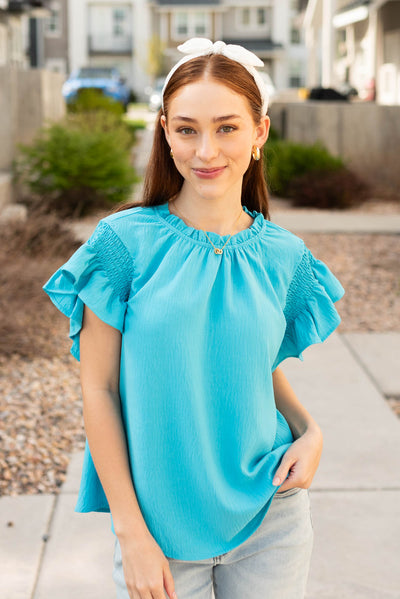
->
<box><xmin>1</xmin><ymin>332</ymin><xmax>400</xmax><ymax>599</ymax></box>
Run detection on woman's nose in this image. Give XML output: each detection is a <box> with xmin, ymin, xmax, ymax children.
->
<box><xmin>196</xmin><ymin>134</ymin><xmax>219</xmax><ymax>162</ymax></box>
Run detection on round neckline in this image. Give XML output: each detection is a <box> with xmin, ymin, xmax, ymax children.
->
<box><xmin>155</xmin><ymin>201</ymin><xmax>265</xmax><ymax>250</ymax></box>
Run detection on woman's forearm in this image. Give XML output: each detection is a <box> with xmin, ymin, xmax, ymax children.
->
<box><xmin>272</xmin><ymin>367</ymin><xmax>321</xmax><ymax>439</ymax></box>
<box><xmin>272</xmin><ymin>367</ymin><xmax>323</xmax><ymax>489</ymax></box>
<box><xmin>82</xmin><ymin>387</ymin><xmax>150</xmax><ymax>541</ymax></box>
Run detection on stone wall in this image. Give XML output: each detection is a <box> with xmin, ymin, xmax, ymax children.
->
<box><xmin>268</xmin><ymin>101</ymin><xmax>400</xmax><ymax>189</ymax></box>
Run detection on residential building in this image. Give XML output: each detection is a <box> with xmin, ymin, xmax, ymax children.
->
<box><xmin>0</xmin><ymin>1</ymin><xmax>31</xmax><ymax>67</ymax></box>
<box><xmin>304</xmin><ymin>0</ymin><xmax>400</xmax><ymax>104</ymax></box>
<box><xmin>66</xmin><ymin>1</ymin><xmax>308</xmax><ymax>101</ymax></box>
<box><xmin>151</xmin><ymin>0</ymin><xmax>308</xmax><ymax>91</ymax></box>
<box><xmin>0</xmin><ymin>1</ymin><xmax>63</xmax><ymax>69</ymax></box>
<box><xmin>42</xmin><ymin>0</ymin><xmax>69</xmax><ymax>74</ymax></box>
<box><xmin>67</xmin><ymin>0</ymin><xmax>150</xmax><ymax>97</ymax></box>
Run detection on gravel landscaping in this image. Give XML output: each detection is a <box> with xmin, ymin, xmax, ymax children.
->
<box><xmin>1</xmin><ymin>208</ymin><xmax>399</xmax><ymax>497</ymax></box>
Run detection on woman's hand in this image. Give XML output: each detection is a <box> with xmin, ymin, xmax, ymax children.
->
<box><xmin>118</xmin><ymin>530</ymin><xmax>178</xmax><ymax>599</ymax></box>
<box><xmin>272</xmin><ymin>425</ymin><xmax>323</xmax><ymax>493</ymax></box>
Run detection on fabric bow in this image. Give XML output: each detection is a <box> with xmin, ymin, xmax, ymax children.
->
<box><xmin>161</xmin><ymin>37</ymin><xmax>269</xmax><ymax>114</ymax></box>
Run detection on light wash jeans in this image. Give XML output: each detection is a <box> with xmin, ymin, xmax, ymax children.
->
<box><xmin>113</xmin><ymin>487</ymin><xmax>313</xmax><ymax>599</ymax></box>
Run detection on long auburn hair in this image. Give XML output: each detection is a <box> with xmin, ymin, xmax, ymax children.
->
<box><xmin>117</xmin><ymin>54</ymin><xmax>270</xmax><ymax>219</ymax></box>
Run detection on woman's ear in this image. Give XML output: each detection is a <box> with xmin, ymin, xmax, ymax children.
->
<box><xmin>255</xmin><ymin>115</ymin><xmax>270</xmax><ymax>147</ymax></box>
<box><xmin>160</xmin><ymin>115</ymin><xmax>171</xmax><ymax>146</ymax></box>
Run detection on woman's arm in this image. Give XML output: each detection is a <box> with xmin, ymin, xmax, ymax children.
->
<box><xmin>80</xmin><ymin>306</ymin><xmax>177</xmax><ymax>599</ymax></box>
<box><xmin>271</xmin><ymin>366</ymin><xmax>323</xmax><ymax>492</ymax></box>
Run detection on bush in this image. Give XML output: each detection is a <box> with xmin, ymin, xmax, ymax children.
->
<box><xmin>265</xmin><ymin>140</ymin><xmax>344</xmax><ymax>197</ymax></box>
<box><xmin>267</xmin><ymin>126</ymin><xmax>280</xmax><ymax>142</ymax></box>
<box><xmin>67</xmin><ymin>88</ymin><xmax>125</xmax><ymax>116</ymax></box>
<box><xmin>14</xmin><ymin>111</ymin><xmax>139</xmax><ymax>218</ymax></box>
<box><xmin>123</xmin><ymin>118</ymin><xmax>147</xmax><ymax>145</ymax></box>
<box><xmin>289</xmin><ymin>167</ymin><xmax>370</xmax><ymax>209</ymax></box>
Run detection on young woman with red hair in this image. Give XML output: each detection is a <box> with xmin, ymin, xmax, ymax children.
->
<box><xmin>44</xmin><ymin>38</ymin><xmax>344</xmax><ymax>599</ymax></box>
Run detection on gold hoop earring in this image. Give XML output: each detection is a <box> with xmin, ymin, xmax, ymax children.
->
<box><xmin>170</xmin><ymin>148</ymin><xmax>174</xmax><ymax>159</ymax></box>
<box><xmin>252</xmin><ymin>146</ymin><xmax>260</xmax><ymax>161</ymax></box>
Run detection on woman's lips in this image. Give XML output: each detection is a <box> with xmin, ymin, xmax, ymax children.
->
<box><xmin>192</xmin><ymin>167</ymin><xmax>226</xmax><ymax>179</ymax></box>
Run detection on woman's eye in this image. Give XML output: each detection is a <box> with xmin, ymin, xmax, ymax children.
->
<box><xmin>220</xmin><ymin>125</ymin><xmax>236</xmax><ymax>133</ymax></box>
<box><xmin>177</xmin><ymin>127</ymin><xmax>195</xmax><ymax>135</ymax></box>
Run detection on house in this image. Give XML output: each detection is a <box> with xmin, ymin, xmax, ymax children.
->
<box><xmin>67</xmin><ymin>0</ymin><xmax>150</xmax><ymax>98</ymax></box>
<box><xmin>66</xmin><ymin>0</ymin><xmax>308</xmax><ymax>101</ymax></box>
<box><xmin>0</xmin><ymin>1</ymin><xmax>34</xmax><ymax>67</ymax></box>
<box><xmin>0</xmin><ymin>1</ymin><xmax>65</xmax><ymax>70</ymax></box>
<box><xmin>150</xmin><ymin>0</ymin><xmax>308</xmax><ymax>91</ymax></box>
<box><xmin>304</xmin><ymin>0</ymin><xmax>400</xmax><ymax>104</ymax></box>
<box><xmin>41</xmin><ymin>0</ymin><xmax>69</xmax><ymax>74</ymax></box>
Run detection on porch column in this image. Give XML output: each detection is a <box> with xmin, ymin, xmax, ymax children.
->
<box><xmin>322</xmin><ymin>0</ymin><xmax>334</xmax><ymax>87</ymax></box>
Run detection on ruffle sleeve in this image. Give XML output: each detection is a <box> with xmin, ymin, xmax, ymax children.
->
<box><xmin>43</xmin><ymin>220</ymin><xmax>134</xmax><ymax>360</ymax></box>
<box><xmin>272</xmin><ymin>243</ymin><xmax>344</xmax><ymax>370</ymax></box>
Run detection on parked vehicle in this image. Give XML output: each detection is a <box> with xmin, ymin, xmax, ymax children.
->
<box><xmin>62</xmin><ymin>67</ymin><xmax>131</xmax><ymax>110</ymax></box>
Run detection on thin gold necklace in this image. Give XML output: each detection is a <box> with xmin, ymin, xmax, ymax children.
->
<box><xmin>169</xmin><ymin>201</ymin><xmax>244</xmax><ymax>254</ymax></box>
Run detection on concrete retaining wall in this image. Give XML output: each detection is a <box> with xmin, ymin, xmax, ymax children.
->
<box><xmin>268</xmin><ymin>102</ymin><xmax>400</xmax><ymax>189</ymax></box>
<box><xmin>0</xmin><ymin>67</ymin><xmax>65</xmax><ymax>207</ymax></box>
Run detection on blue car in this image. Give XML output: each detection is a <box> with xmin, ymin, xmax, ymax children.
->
<box><xmin>62</xmin><ymin>66</ymin><xmax>131</xmax><ymax>110</ymax></box>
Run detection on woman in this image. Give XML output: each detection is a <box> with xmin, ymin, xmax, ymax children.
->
<box><xmin>44</xmin><ymin>38</ymin><xmax>344</xmax><ymax>599</ymax></box>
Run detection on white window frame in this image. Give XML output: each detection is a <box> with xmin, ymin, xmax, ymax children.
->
<box><xmin>112</xmin><ymin>7</ymin><xmax>129</xmax><ymax>38</ymax></box>
<box><xmin>45</xmin><ymin>57</ymin><xmax>67</xmax><ymax>75</ymax></box>
<box><xmin>172</xmin><ymin>11</ymin><xmax>211</xmax><ymax>41</ymax></box>
<box><xmin>235</xmin><ymin>6</ymin><xmax>271</xmax><ymax>33</ymax></box>
<box><xmin>44</xmin><ymin>1</ymin><xmax>62</xmax><ymax>38</ymax></box>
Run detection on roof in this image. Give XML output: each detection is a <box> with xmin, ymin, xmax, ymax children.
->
<box><xmin>156</xmin><ymin>0</ymin><xmax>220</xmax><ymax>5</ymax></box>
<box><xmin>223</xmin><ymin>38</ymin><xmax>284</xmax><ymax>53</ymax></box>
<box><xmin>336</xmin><ymin>0</ymin><xmax>370</xmax><ymax>14</ymax></box>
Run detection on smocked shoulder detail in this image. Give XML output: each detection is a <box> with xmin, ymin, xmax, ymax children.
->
<box><xmin>283</xmin><ymin>246</ymin><xmax>314</xmax><ymax>324</ymax></box>
<box><xmin>88</xmin><ymin>221</ymin><xmax>134</xmax><ymax>302</ymax></box>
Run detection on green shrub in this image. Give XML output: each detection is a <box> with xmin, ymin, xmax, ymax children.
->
<box><xmin>14</xmin><ymin>111</ymin><xmax>139</xmax><ymax>218</ymax></box>
<box><xmin>267</xmin><ymin>126</ymin><xmax>280</xmax><ymax>142</ymax></box>
<box><xmin>289</xmin><ymin>167</ymin><xmax>370</xmax><ymax>209</ymax></box>
<box><xmin>123</xmin><ymin>118</ymin><xmax>147</xmax><ymax>145</ymax></box>
<box><xmin>265</xmin><ymin>140</ymin><xmax>344</xmax><ymax>197</ymax></box>
<box><xmin>67</xmin><ymin>88</ymin><xmax>125</xmax><ymax>116</ymax></box>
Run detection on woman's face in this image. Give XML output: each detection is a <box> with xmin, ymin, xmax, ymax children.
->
<box><xmin>161</xmin><ymin>78</ymin><xmax>269</xmax><ymax>205</ymax></box>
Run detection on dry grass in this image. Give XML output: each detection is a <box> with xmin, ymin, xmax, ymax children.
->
<box><xmin>0</xmin><ymin>213</ymin><xmax>79</xmax><ymax>359</ymax></box>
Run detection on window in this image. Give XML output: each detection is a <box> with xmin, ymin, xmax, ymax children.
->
<box><xmin>336</xmin><ymin>29</ymin><xmax>347</xmax><ymax>59</ymax></box>
<box><xmin>88</xmin><ymin>5</ymin><xmax>132</xmax><ymax>54</ymax></box>
<box><xmin>289</xmin><ymin>61</ymin><xmax>304</xmax><ymax>87</ymax></box>
<box><xmin>173</xmin><ymin>12</ymin><xmax>210</xmax><ymax>40</ymax></box>
<box><xmin>176</xmin><ymin>13</ymin><xmax>188</xmax><ymax>36</ymax></box>
<box><xmin>44</xmin><ymin>1</ymin><xmax>61</xmax><ymax>37</ymax></box>
<box><xmin>45</xmin><ymin>58</ymin><xmax>67</xmax><ymax>75</ymax></box>
<box><xmin>290</xmin><ymin>27</ymin><xmax>301</xmax><ymax>44</ymax></box>
<box><xmin>236</xmin><ymin>7</ymin><xmax>270</xmax><ymax>32</ymax></box>
<box><xmin>242</xmin><ymin>8</ymin><xmax>250</xmax><ymax>26</ymax></box>
<box><xmin>257</xmin><ymin>8</ymin><xmax>266</xmax><ymax>25</ymax></box>
<box><xmin>194</xmin><ymin>13</ymin><xmax>207</xmax><ymax>36</ymax></box>
<box><xmin>113</xmin><ymin>8</ymin><xmax>128</xmax><ymax>37</ymax></box>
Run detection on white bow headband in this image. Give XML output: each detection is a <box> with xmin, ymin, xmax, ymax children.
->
<box><xmin>161</xmin><ymin>38</ymin><xmax>269</xmax><ymax>115</ymax></box>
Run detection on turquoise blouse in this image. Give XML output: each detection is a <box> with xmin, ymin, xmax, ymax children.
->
<box><xmin>43</xmin><ymin>202</ymin><xmax>344</xmax><ymax>560</ymax></box>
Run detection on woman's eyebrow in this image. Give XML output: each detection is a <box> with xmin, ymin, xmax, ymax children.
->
<box><xmin>171</xmin><ymin>114</ymin><xmax>242</xmax><ymax>123</ymax></box>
